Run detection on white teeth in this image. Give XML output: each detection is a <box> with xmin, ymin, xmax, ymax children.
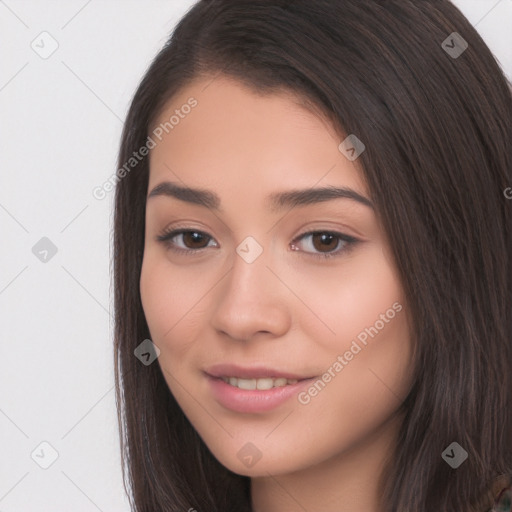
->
<box><xmin>238</xmin><ymin>378</ymin><xmax>256</xmax><ymax>390</ymax></box>
<box><xmin>256</xmin><ymin>378</ymin><xmax>274</xmax><ymax>390</ymax></box>
<box><xmin>220</xmin><ymin>376</ymin><xmax>300</xmax><ymax>390</ymax></box>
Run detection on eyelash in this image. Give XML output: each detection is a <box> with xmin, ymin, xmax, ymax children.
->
<box><xmin>156</xmin><ymin>226</ymin><xmax>359</xmax><ymax>260</ymax></box>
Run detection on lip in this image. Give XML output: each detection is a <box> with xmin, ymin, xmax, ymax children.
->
<box><xmin>204</xmin><ymin>364</ymin><xmax>317</xmax><ymax>413</ymax></box>
<box><xmin>204</xmin><ymin>363</ymin><xmax>314</xmax><ymax>380</ymax></box>
<box><xmin>205</xmin><ymin>374</ymin><xmax>316</xmax><ymax>413</ymax></box>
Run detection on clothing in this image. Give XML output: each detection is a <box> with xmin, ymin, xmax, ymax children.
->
<box><xmin>486</xmin><ymin>484</ymin><xmax>512</xmax><ymax>512</ymax></box>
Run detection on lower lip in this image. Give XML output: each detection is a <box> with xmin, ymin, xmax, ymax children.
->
<box><xmin>206</xmin><ymin>374</ymin><xmax>316</xmax><ymax>413</ymax></box>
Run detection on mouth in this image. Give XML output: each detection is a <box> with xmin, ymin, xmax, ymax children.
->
<box><xmin>218</xmin><ymin>376</ymin><xmax>301</xmax><ymax>390</ymax></box>
<box><xmin>204</xmin><ymin>363</ymin><xmax>315</xmax><ymax>384</ymax></box>
<box><xmin>203</xmin><ymin>363</ymin><xmax>317</xmax><ymax>412</ymax></box>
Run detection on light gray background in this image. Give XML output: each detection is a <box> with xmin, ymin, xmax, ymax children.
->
<box><xmin>1</xmin><ymin>1</ymin><xmax>511</xmax><ymax>510</ymax></box>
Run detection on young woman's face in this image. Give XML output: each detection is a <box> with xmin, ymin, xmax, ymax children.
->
<box><xmin>140</xmin><ymin>75</ymin><xmax>414</xmax><ymax>477</ymax></box>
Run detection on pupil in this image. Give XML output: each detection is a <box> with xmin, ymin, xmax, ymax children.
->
<box><xmin>185</xmin><ymin>232</ymin><xmax>206</xmax><ymax>248</ymax></box>
<box><xmin>314</xmin><ymin>233</ymin><xmax>337</xmax><ymax>252</ymax></box>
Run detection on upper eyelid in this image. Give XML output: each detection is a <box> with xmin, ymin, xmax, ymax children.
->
<box><xmin>157</xmin><ymin>226</ymin><xmax>357</xmax><ymax>238</ymax></box>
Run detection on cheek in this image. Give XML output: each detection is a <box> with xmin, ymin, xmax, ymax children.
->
<box><xmin>294</xmin><ymin>243</ymin><xmax>405</xmax><ymax>349</ymax></box>
<box><xmin>140</xmin><ymin>253</ymin><xmax>195</xmax><ymax>341</ymax></box>
<box><xmin>140</xmin><ymin>256</ymin><xmax>171</xmax><ymax>335</ymax></box>
<box><xmin>290</xmin><ymin>248</ymin><xmax>412</xmax><ymax>463</ymax></box>
<box><xmin>303</xmin><ymin>308</ymin><xmax>413</xmax><ymax>450</ymax></box>
<box><xmin>290</xmin><ymin>242</ymin><xmax>414</xmax><ymax>405</ymax></box>
<box><xmin>139</xmin><ymin>251</ymin><xmax>216</xmax><ymax>367</ymax></box>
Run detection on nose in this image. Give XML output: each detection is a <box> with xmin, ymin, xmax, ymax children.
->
<box><xmin>209</xmin><ymin>243</ymin><xmax>292</xmax><ymax>342</ymax></box>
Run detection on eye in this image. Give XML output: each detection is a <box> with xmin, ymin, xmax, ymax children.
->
<box><xmin>156</xmin><ymin>227</ymin><xmax>359</xmax><ymax>259</ymax></box>
<box><xmin>290</xmin><ymin>230</ymin><xmax>359</xmax><ymax>259</ymax></box>
<box><xmin>156</xmin><ymin>228</ymin><xmax>217</xmax><ymax>254</ymax></box>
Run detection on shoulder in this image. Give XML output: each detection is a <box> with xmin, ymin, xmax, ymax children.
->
<box><xmin>486</xmin><ymin>479</ymin><xmax>511</xmax><ymax>512</ymax></box>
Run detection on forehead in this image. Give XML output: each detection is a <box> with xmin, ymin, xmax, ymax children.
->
<box><xmin>147</xmin><ymin>75</ymin><xmax>368</xmax><ymax>200</ymax></box>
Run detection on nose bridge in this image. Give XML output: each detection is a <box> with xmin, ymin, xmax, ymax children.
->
<box><xmin>235</xmin><ymin>235</ymin><xmax>266</xmax><ymax>266</ymax></box>
<box><xmin>210</xmin><ymin>234</ymin><xmax>290</xmax><ymax>340</ymax></box>
<box><xmin>227</xmin><ymin>234</ymin><xmax>273</xmax><ymax>302</ymax></box>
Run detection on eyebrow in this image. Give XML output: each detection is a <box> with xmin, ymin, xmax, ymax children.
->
<box><xmin>147</xmin><ymin>181</ymin><xmax>374</xmax><ymax>212</ymax></box>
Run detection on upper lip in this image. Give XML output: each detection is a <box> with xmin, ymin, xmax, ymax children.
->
<box><xmin>204</xmin><ymin>363</ymin><xmax>315</xmax><ymax>380</ymax></box>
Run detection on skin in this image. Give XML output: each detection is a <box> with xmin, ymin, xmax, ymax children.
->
<box><xmin>140</xmin><ymin>75</ymin><xmax>415</xmax><ymax>512</ymax></box>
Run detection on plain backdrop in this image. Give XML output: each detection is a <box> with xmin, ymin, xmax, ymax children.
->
<box><xmin>1</xmin><ymin>1</ymin><xmax>511</xmax><ymax>510</ymax></box>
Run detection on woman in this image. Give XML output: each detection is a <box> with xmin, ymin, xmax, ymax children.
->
<box><xmin>112</xmin><ymin>1</ymin><xmax>512</xmax><ymax>510</ymax></box>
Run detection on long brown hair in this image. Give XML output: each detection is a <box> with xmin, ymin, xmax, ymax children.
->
<box><xmin>113</xmin><ymin>1</ymin><xmax>512</xmax><ymax>510</ymax></box>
